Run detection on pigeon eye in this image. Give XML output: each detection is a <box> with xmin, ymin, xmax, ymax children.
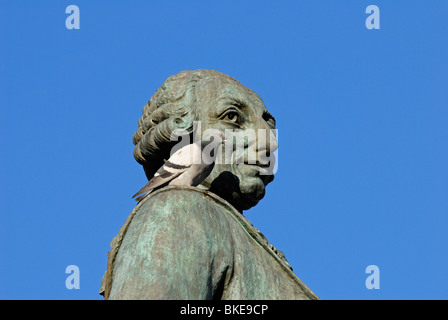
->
<box><xmin>223</xmin><ymin>111</ymin><xmax>240</xmax><ymax>123</ymax></box>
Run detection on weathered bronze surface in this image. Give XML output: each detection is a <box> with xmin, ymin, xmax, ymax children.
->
<box><xmin>101</xmin><ymin>186</ymin><xmax>318</xmax><ymax>299</ymax></box>
<box><xmin>100</xmin><ymin>70</ymin><xmax>318</xmax><ymax>299</ymax></box>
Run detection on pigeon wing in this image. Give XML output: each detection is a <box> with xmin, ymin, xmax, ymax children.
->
<box><xmin>132</xmin><ymin>143</ymin><xmax>199</xmax><ymax>200</ymax></box>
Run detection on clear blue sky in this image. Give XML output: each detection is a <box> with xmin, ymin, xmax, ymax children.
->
<box><xmin>0</xmin><ymin>1</ymin><xmax>447</xmax><ymax>300</ymax></box>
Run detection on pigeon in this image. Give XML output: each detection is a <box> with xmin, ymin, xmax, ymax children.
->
<box><xmin>132</xmin><ymin>131</ymin><xmax>226</xmax><ymax>202</ymax></box>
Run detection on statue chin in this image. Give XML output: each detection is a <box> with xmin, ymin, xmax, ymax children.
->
<box><xmin>234</xmin><ymin>178</ymin><xmax>266</xmax><ymax>211</ymax></box>
<box><xmin>205</xmin><ymin>164</ymin><xmax>273</xmax><ymax>212</ymax></box>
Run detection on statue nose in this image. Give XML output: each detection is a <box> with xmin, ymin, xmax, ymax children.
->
<box><xmin>256</xmin><ymin>116</ymin><xmax>278</xmax><ymax>154</ymax></box>
<box><xmin>266</xmin><ymin>130</ymin><xmax>278</xmax><ymax>154</ymax></box>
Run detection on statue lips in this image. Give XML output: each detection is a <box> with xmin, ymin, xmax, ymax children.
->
<box><xmin>237</xmin><ymin>149</ymin><xmax>275</xmax><ymax>178</ymax></box>
<box><xmin>233</xmin><ymin>160</ymin><xmax>273</xmax><ymax>188</ymax></box>
<box><xmin>238</xmin><ymin>164</ymin><xmax>274</xmax><ymax>185</ymax></box>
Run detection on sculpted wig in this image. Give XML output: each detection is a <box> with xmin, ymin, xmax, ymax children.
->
<box><xmin>132</xmin><ymin>69</ymin><xmax>237</xmax><ymax>180</ymax></box>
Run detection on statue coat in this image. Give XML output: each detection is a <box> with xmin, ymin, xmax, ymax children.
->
<box><xmin>100</xmin><ymin>186</ymin><xmax>318</xmax><ymax>300</ymax></box>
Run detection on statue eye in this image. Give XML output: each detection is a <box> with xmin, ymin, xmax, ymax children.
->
<box><xmin>223</xmin><ymin>111</ymin><xmax>240</xmax><ymax>123</ymax></box>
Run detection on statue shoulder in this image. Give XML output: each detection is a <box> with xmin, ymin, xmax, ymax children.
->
<box><xmin>101</xmin><ymin>186</ymin><xmax>237</xmax><ymax>299</ymax></box>
<box><xmin>136</xmin><ymin>185</ymin><xmax>239</xmax><ymax>221</ymax></box>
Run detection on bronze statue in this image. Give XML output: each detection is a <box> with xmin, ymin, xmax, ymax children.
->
<box><xmin>100</xmin><ymin>70</ymin><xmax>318</xmax><ymax>300</ymax></box>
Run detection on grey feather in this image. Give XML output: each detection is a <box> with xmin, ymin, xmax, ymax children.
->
<box><xmin>132</xmin><ymin>133</ymin><xmax>225</xmax><ymax>202</ymax></box>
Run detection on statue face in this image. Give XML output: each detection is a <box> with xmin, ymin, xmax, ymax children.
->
<box><xmin>194</xmin><ymin>77</ymin><xmax>278</xmax><ymax>211</ymax></box>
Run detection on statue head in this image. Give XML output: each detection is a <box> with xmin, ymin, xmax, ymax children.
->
<box><xmin>132</xmin><ymin>69</ymin><xmax>278</xmax><ymax>212</ymax></box>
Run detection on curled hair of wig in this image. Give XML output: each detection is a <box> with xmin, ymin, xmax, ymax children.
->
<box><xmin>133</xmin><ymin>70</ymin><xmax>235</xmax><ymax>179</ymax></box>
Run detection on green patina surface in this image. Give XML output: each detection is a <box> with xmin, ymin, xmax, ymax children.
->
<box><xmin>100</xmin><ymin>186</ymin><xmax>318</xmax><ymax>300</ymax></box>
